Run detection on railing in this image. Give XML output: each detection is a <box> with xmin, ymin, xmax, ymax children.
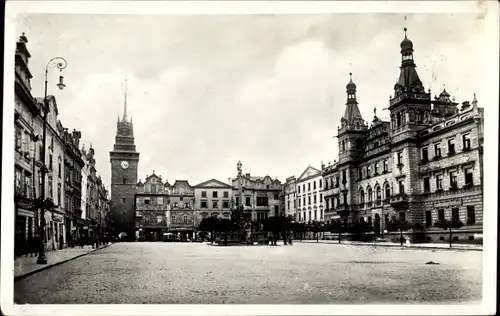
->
<box><xmin>390</xmin><ymin>194</ymin><xmax>409</xmax><ymax>208</ymax></box>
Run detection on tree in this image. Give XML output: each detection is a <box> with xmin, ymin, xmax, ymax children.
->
<box><xmin>434</xmin><ymin>219</ymin><xmax>464</xmax><ymax>248</ymax></box>
<box><xmin>329</xmin><ymin>219</ymin><xmax>346</xmax><ymax>243</ymax></box>
<box><xmin>218</xmin><ymin>218</ymin><xmax>234</xmax><ymax>246</ymax></box>
<box><xmin>349</xmin><ymin>219</ymin><xmax>374</xmax><ymax>241</ymax></box>
<box><xmin>198</xmin><ymin>216</ymin><xmax>220</xmax><ymax>244</ymax></box>
<box><xmin>386</xmin><ymin>216</ymin><xmax>423</xmax><ymax>245</ymax></box>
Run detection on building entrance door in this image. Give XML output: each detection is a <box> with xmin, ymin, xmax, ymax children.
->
<box><xmin>374</xmin><ymin>214</ymin><xmax>381</xmax><ymax>237</ymax></box>
<box><xmin>15</xmin><ymin>216</ymin><xmax>27</xmax><ymax>256</ymax></box>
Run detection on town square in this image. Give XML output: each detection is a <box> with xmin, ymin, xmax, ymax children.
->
<box><xmin>3</xmin><ymin>2</ymin><xmax>498</xmax><ymax>315</ymax></box>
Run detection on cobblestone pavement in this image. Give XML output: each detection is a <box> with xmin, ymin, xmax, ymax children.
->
<box><xmin>14</xmin><ymin>242</ymin><xmax>482</xmax><ymax>304</ymax></box>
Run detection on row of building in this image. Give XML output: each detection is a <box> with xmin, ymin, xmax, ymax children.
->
<box><xmin>108</xmin><ymin>28</ymin><xmax>484</xmax><ymax>243</ymax></box>
<box><xmin>283</xmin><ymin>28</ymin><xmax>484</xmax><ymax>242</ymax></box>
<box><xmin>14</xmin><ymin>33</ymin><xmax>110</xmax><ymax>256</ymax></box>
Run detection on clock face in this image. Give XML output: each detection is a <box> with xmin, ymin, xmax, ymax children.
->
<box><xmin>121</xmin><ymin>161</ymin><xmax>129</xmax><ymax>169</ymax></box>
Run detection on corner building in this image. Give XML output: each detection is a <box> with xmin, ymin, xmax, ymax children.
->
<box><xmin>323</xmin><ymin>29</ymin><xmax>484</xmax><ymax>242</ymax></box>
<box><xmin>109</xmin><ymin>97</ymin><xmax>139</xmax><ymax>240</ymax></box>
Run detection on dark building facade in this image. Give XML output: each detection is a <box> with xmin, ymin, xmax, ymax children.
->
<box><xmin>322</xmin><ymin>28</ymin><xmax>484</xmax><ymax>243</ymax></box>
<box><xmin>109</xmin><ymin>95</ymin><xmax>139</xmax><ymax>240</ymax></box>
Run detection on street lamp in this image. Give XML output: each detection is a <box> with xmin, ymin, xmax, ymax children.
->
<box><xmin>37</xmin><ymin>57</ymin><xmax>67</xmax><ymax>264</ymax></box>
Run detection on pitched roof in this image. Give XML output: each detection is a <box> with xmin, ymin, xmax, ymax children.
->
<box><xmin>194</xmin><ymin>178</ymin><xmax>233</xmax><ymax>188</ymax></box>
<box><xmin>297</xmin><ymin>165</ymin><xmax>322</xmax><ymax>182</ymax></box>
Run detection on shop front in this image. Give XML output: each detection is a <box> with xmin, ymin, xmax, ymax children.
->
<box><xmin>14</xmin><ymin>196</ymin><xmax>36</xmax><ymax>257</ymax></box>
<box><xmin>168</xmin><ymin>226</ymin><xmax>196</xmax><ymax>242</ymax></box>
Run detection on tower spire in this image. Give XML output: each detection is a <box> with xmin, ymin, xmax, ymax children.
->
<box><xmin>123</xmin><ymin>78</ymin><xmax>128</xmax><ymax>122</ymax></box>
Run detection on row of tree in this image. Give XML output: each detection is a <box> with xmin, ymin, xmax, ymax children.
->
<box><xmin>198</xmin><ymin>212</ymin><xmax>465</xmax><ymax>247</ymax></box>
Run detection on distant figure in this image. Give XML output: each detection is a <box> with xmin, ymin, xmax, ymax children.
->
<box><xmin>267</xmin><ymin>231</ymin><xmax>273</xmax><ymax>245</ymax></box>
<box><xmin>288</xmin><ymin>231</ymin><xmax>293</xmax><ymax>246</ymax></box>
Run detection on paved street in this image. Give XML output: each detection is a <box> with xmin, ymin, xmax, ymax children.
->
<box><xmin>14</xmin><ymin>242</ymin><xmax>482</xmax><ymax>304</ymax></box>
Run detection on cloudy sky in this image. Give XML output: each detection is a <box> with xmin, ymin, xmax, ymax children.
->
<box><xmin>15</xmin><ymin>11</ymin><xmax>492</xmax><ymax>189</ymax></box>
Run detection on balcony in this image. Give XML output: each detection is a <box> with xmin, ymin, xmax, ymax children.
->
<box><xmin>390</xmin><ymin>193</ymin><xmax>409</xmax><ymax>209</ymax></box>
<box><xmin>449</xmin><ymin>183</ymin><xmax>458</xmax><ymax>191</ymax></box>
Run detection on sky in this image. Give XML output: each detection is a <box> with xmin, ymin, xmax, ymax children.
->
<box><xmin>15</xmin><ymin>12</ymin><xmax>492</xmax><ymax>190</ymax></box>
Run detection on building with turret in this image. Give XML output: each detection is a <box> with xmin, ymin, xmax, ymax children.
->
<box><xmin>322</xmin><ymin>28</ymin><xmax>484</xmax><ymax>242</ymax></box>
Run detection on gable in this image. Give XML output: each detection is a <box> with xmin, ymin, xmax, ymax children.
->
<box><xmin>297</xmin><ymin>166</ymin><xmax>321</xmax><ymax>182</ymax></box>
<box><xmin>194</xmin><ymin>178</ymin><xmax>232</xmax><ymax>188</ymax></box>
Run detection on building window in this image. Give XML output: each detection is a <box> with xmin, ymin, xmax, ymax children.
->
<box><xmin>438</xmin><ymin>209</ymin><xmax>445</xmax><ymax>221</ymax></box>
<box><xmin>144</xmin><ymin>198</ymin><xmax>150</xmax><ymax>205</ymax></box>
<box><xmin>58</xmin><ymin>157</ymin><xmax>62</xmax><ymax>178</ymax></box>
<box><xmin>212</xmin><ymin>191</ymin><xmax>218</xmax><ymax>198</ymax></box>
<box><xmin>366</xmin><ymin>166</ymin><xmax>371</xmax><ymax>178</ymax></box>
<box><xmin>256</xmin><ymin>196</ymin><xmax>268</xmax><ymax>206</ymax></box>
<box><xmin>303</xmin><ymin>184</ymin><xmax>305</xmax><ymax>192</ymax></box>
<box><xmin>358</xmin><ymin>168</ymin><xmax>363</xmax><ymax>180</ymax></box>
<box><xmin>122</xmin><ymin>198</ymin><xmax>126</xmax><ymax>203</ymax></box>
<box><xmin>15</xmin><ymin>126</ymin><xmax>22</xmax><ymax>150</ymax></box>
<box><xmin>319</xmin><ymin>193</ymin><xmax>322</xmax><ymax>202</ymax></box>
<box><xmin>201</xmin><ymin>191</ymin><xmax>207</xmax><ymax>198</ymax></box>
<box><xmin>308</xmin><ymin>183</ymin><xmax>311</xmax><ymax>191</ymax></box>
<box><xmin>342</xmin><ymin>192</ymin><xmax>348</xmax><ymax>204</ymax></box>
<box><xmin>274</xmin><ymin>193</ymin><xmax>279</xmax><ymax>199</ymax></box>
<box><xmin>48</xmin><ymin>179</ymin><xmax>53</xmax><ymax>198</ymax></box>
<box><xmin>374</xmin><ymin>163</ymin><xmax>379</xmax><ymax>175</ymax></box>
<box><xmin>297</xmin><ymin>186</ymin><xmax>300</xmax><ymax>194</ymax></box>
<box><xmin>201</xmin><ymin>201</ymin><xmax>207</xmax><ymax>208</ymax></box>
<box><xmin>425</xmin><ymin>211</ymin><xmax>432</xmax><ymax>227</ymax></box>
<box><xmin>298</xmin><ymin>199</ymin><xmax>301</xmax><ymax>207</ymax></box>
<box><xmin>49</xmin><ymin>154</ymin><xmax>53</xmax><ymax>171</ymax></box>
<box><xmin>367</xmin><ymin>188</ymin><xmax>373</xmax><ymax>202</ymax></box>
<box><xmin>308</xmin><ymin>196</ymin><xmax>311</xmax><ymax>205</ymax></box>
<box><xmin>451</xmin><ymin>208</ymin><xmax>459</xmax><ymax>222</ymax></box>
<box><xmin>303</xmin><ymin>197</ymin><xmax>306</xmax><ymax>206</ymax></box>
<box><xmin>399</xmin><ymin>211</ymin><xmax>406</xmax><ymax>222</ymax></box>
<box><xmin>421</xmin><ymin>147</ymin><xmax>429</xmax><ymax>163</ymax></box>
<box><xmin>436</xmin><ymin>174</ymin><xmax>443</xmax><ymax>191</ymax></box>
<box><xmin>462</xmin><ymin>133</ymin><xmax>471</xmax><ymax>151</ymax></box>
<box><xmin>335</xmin><ymin>177</ymin><xmax>339</xmax><ymax>187</ymax></box>
<box><xmin>151</xmin><ymin>185</ymin><xmax>157</xmax><ymax>193</ymax></box>
<box><xmin>157</xmin><ymin>215</ymin><xmax>163</xmax><ymax>224</ymax></box>
<box><xmin>448</xmin><ymin>138</ymin><xmax>456</xmax><ymax>155</ymax></box>
<box><xmin>464</xmin><ymin>168</ymin><xmax>473</xmax><ymax>186</ymax></box>
<box><xmin>383</xmin><ymin>159</ymin><xmax>388</xmax><ymax>172</ymax></box>
<box><xmin>223</xmin><ymin>191</ymin><xmax>229</xmax><ymax>198</ymax></box>
<box><xmin>319</xmin><ymin>179</ymin><xmax>322</xmax><ymax>188</ymax></box>
<box><xmin>313</xmin><ymin>181</ymin><xmax>316</xmax><ymax>190</ymax></box>
<box><xmin>223</xmin><ymin>201</ymin><xmax>229</xmax><ymax>208</ymax></box>
<box><xmin>123</xmin><ymin>178</ymin><xmax>127</xmax><ymax>184</ymax></box>
<box><xmin>15</xmin><ymin>169</ymin><xmax>22</xmax><ymax>194</ymax></box>
<box><xmin>57</xmin><ymin>183</ymin><xmax>61</xmax><ymax>205</ymax></box>
<box><xmin>342</xmin><ymin>170</ymin><xmax>347</xmax><ymax>184</ymax></box>
<box><xmin>385</xmin><ymin>184</ymin><xmax>391</xmax><ymax>199</ymax></box>
<box><xmin>423</xmin><ymin>177</ymin><xmax>430</xmax><ymax>192</ymax></box>
<box><xmin>171</xmin><ymin>216</ymin><xmax>176</xmax><ymax>224</ymax></box>
<box><xmin>397</xmin><ymin>151</ymin><xmax>403</xmax><ymax>165</ymax></box>
<box><xmin>245</xmin><ymin>197</ymin><xmax>251</xmax><ymax>206</ymax></box>
<box><xmin>398</xmin><ymin>180</ymin><xmax>405</xmax><ymax>194</ymax></box>
<box><xmin>313</xmin><ymin>195</ymin><xmax>317</xmax><ymax>204</ymax></box>
<box><xmin>359</xmin><ymin>190</ymin><xmax>365</xmax><ymax>203</ymax></box>
<box><xmin>212</xmin><ymin>200</ymin><xmax>219</xmax><ymax>209</ymax></box>
<box><xmin>449</xmin><ymin>171</ymin><xmax>457</xmax><ymax>189</ymax></box>
<box><xmin>376</xmin><ymin>187</ymin><xmax>381</xmax><ymax>201</ymax></box>
<box><xmin>467</xmin><ymin>206</ymin><xmax>476</xmax><ymax>224</ymax></box>
<box><xmin>434</xmin><ymin>143</ymin><xmax>441</xmax><ymax>158</ymax></box>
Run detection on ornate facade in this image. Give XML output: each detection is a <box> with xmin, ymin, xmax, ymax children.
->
<box><xmin>322</xmin><ymin>28</ymin><xmax>484</xmax><ymax>242</ymax></box>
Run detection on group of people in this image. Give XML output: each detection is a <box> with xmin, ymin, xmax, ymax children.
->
<box><xmin>267</xmin><ymin>231</ymin><xmax>294</xmax><ymax>246</ymax></box>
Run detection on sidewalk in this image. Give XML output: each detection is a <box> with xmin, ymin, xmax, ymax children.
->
<box><xmin>298</xmin><ymin>239</ymin><xmax>483</xmax><ymax>251</ymax></box>
<box><xmin>14</xmin><ymin>243</ymin><xmax>112</xmax><ymax>280</ymax></box>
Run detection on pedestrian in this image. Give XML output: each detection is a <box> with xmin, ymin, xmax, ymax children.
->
<box><xmin>288</xmin><ymin>231</ymin><xmax>293</xmax><ymax>246</ymax></box>
<box><xmin>267</xmin><ymin>231</ymin><xmax>273</xmax><ymax>245</ymax></box>
<box><xmin>59</xmin><ymin>233</ymin><xmax>64</xmax><ymax>250</ymax></box>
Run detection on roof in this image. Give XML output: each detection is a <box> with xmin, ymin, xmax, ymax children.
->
<box><xmin>194</xmin><ymin>178</ymin><xmax>233</xmax><ymax>188</ymax></box>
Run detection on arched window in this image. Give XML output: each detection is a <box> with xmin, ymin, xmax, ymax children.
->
<box><xmin>376</xmin><ymin>186</ymin><xmax>381</xmax><ymax>201</ymax></box>
<box><xmin>367</xmin><ymin>187</ymin><xmax>373</xmax><ymax>202</ymax></box>
<box><xmin>183</xmin><ymin>215</ymin><xmax>188</xmax><ymax>224</ymax></box>
<box><xmin>385</xmin><ymin>183</ymin><xmax>391</xmax><ymax>199</ymax></box>
<box><xmin>396</xmin><ymin>112</ymin><xmax>401</xmax><ymax>127</ymax></box>
<box><xmin>359</xmin><ymin>190</ymin><xmax>365</xmax><ymax>203</ymax></box>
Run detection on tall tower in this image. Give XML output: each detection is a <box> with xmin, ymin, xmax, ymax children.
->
<box><xmin>388</xmin><ymin>28</ymin><xmax>431</xmax><ymax>223</ymax></box>
<box><xmin>109</xmin><ymin>80</ymin><xmax>140</xmax><ymax>240</ymax></box>
<box><xmin>337</xmin><ymin>73</ymin><xmax>368</xmax><ymax>223</ymax></box>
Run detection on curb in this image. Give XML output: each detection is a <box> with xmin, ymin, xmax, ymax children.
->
<box><xmin>298</xmin><ymin>241</ymin><xmax>483</xmax><ymax>251</ymax></box>
<box><xmin>14</xmin><ymin>244</ymin><xmax>111</xmax><ymax>281</ymax></box>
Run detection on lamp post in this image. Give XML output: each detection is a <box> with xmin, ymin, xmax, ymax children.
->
<box><xmin>37</xmin><ymin>57</ymin><xmax>67</xmax><ymax>264</ymax></box>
